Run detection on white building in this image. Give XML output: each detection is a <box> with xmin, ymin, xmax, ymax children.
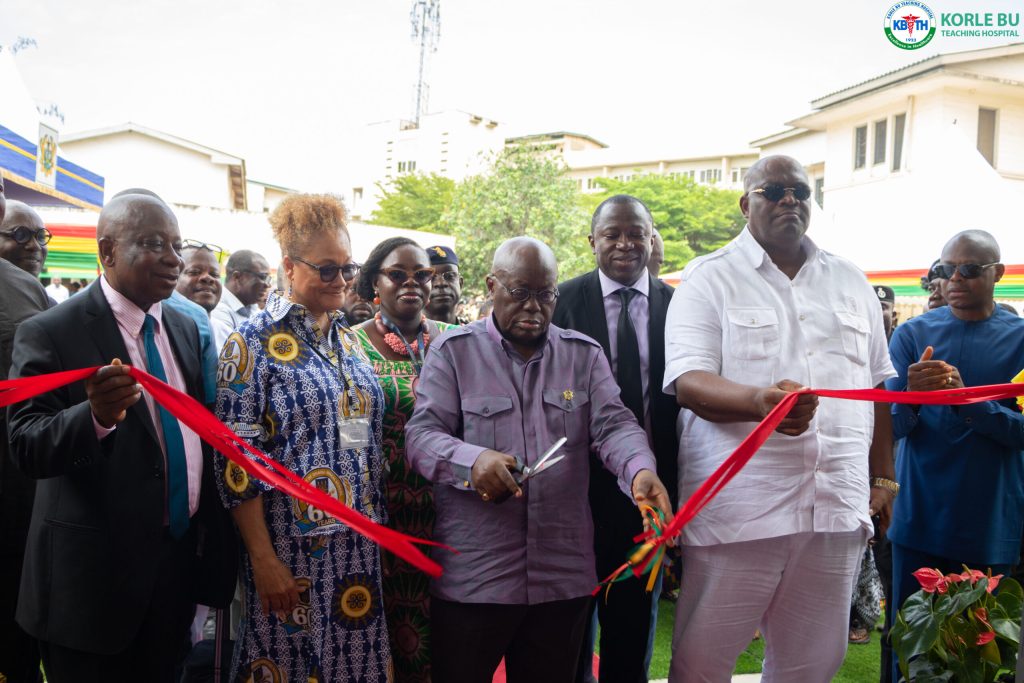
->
<box><xmin>349</xmin><ymin>109</ymin><xmax>505</xmax><ymax>221</ymax></box>
<box><xmin>563</xmin><ymin>145</ymin><xmax>760</xmax><ymax>194</ymax></box>
<box><xmin>770</xmin><ymin>42</ymin><xmax>1024</xmax><ymax>271</ymax></box>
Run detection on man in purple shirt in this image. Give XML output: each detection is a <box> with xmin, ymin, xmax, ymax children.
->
<box><xmin>406</xmin><ymin>236</ymin><xmax>671</xmax><ymax>683</ymax></box>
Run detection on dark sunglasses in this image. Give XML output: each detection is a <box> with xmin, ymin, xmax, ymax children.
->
<box><xmin>382</xmin><ymin>267</ymin><xmax>435</xmax><ymax>285</ymax></box>
<box><xmin>294</xmin><ymin>256</ymin><xmax>361</xmax><ymax>283</ymax></box>
<box><xmin>934</xmin><ymin>262</ymin><xmax>999</xmax><ymax>280</ymax></box>
<box><xmin>1</xmin><ymin>226</ymin><xmax>52</xmax><ymax>246</ymax></box>
<box><xmin>749</xmin><ymin>184</ymin><xmax>812</xmax><ymax>202</ymax></box>
<box><xmin>491</xmin><ymin>276</ymin><xmax>559</xmax><ymax>305</ymax></box>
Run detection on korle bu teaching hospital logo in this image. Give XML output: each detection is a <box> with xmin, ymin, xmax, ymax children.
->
<box><xmin>885</xmin><ymin>1</ymin><xmax>936</xmax><ymax>49</ymax></box>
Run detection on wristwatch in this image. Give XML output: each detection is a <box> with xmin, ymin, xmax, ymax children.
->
<box><xmin>870</xmin><ymin>477</ymin><xmax>900</xmax><ymax>496</ymax></box>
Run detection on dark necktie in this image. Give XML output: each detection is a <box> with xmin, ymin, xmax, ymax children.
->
<box><xmin>142</xmin><ymin>315</ymin><xmax>190</xmax><ymax>539</ymax></box>
<box><xmin>615</xmin><ymin>288</ymin><xmax>644</xmax><ymax>424</ymax></box>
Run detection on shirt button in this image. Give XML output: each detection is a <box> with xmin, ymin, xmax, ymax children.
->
<box><xmin>965</xmin><ymin>417</ymin><xmax>973</xmax><ymax>424</ymax></box>
<box><xmin>807</xmin><ymin>351</ymin><xmax>814</xmax><ymax>356</ymax></box>
<box><xmin>482</xmin><ymin>407</ymin><xmax>490</xmax><ymax>415</ymax></box>
<box><xmin>799</xmin><ymin>314</ymin><xmax>806</xmax><ymax>321</ymax></box>
<box><xmin>749</xmin><ymin>318</ymin><xmax>756</xmax><ymax>324</ymax></box>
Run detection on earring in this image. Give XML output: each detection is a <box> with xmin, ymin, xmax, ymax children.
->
<box><xmin>373</xmin><ymin>291</ymin><xmax>380</xmax><ymax>306</ymax></box>
<box><xmin>287</xmin><ymin>280</ymin><xmax>293</xmax><ymax>298</ymax></box>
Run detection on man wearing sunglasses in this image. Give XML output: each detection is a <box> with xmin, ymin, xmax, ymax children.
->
<box><xmin>664</xmin><ymin>155</ymin><xmax>897</xmax><ymax>681</ymax></box>
<box><xmin>213</xmin><ymin>250</ymin><xmax>272</xmax><ymax>330</ymax></box>
<box><xmin>0</xmin><ymin>200</ymin><xmax>51</xmax><ymax>280</ymax></box>
<box><xmin>407</xmin><ymin>237</ymin><xmax>672</xmax><ymax>683</ymax></box>
<box><xmin>0</xmin><ymin>179</ymin><xmax>51</xmax><ymax>683</ymax></box>
<box><xmin>885</xmin><ymin>229</ymin><xmax>1024</xmax><ymax>681</ymax></box>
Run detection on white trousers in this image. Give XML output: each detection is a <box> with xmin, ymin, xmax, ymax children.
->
<box><xmin>669</xmin><ymin>530</ymin><xmax>865</xmax><ymax>683</ymax></box>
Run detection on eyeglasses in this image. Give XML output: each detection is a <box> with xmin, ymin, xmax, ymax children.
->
<box><xmin>749</xmin><ymin>184</ymin><xmax>812</xmax><ymax>202</ymax></box>
<box><xmin>432</xmin><ymin>270</ymin><xmax>460</xmax><ymax>284</ymax></box>
<box><xmin>490</xmin><ymin>276</ymin><xmax>559</xmax><ymax>305</ymax></box>
<box><xmin>182</xmin><ymin>239</ymin><xmax>227</xmax><ymax>263</ymax></box>
<box><xmin>933</xmin><ymin>262</ymin><xmax>1000</xmax><ymax>280</ymax></box>
<box><xmin>239</xmin><ymin>269</ymin><xmax>273</xmax><ymax>285</ymax></box>
<box><xmin>382</xmin><ymin>267</ymin><xmax>435</xmax><ymax>285</ymax></box>
<box><xmin>293</xmin><ymin>256</ymin><xmax>361</xmax><ymax>283</ymax></box>
<box><xmin>1</xmin><ymin>226</ymin><xmax>53</xmax><ymax>246</ymax></box>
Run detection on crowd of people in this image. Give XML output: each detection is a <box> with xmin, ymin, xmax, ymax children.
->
<box><xmin>1</xmin><ymin>154</ymin><xmax>1023</xmax><ymax>683</ymax></box>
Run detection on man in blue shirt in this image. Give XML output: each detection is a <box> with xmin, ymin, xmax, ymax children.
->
<box><xmin>886</xmin><ymin>230</ymin><xmax>1024</xmax><ymax>678</ymax></box>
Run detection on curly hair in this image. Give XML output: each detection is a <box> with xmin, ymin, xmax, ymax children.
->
<box><xmin>269</xmin><ymin>193</ymin><xmax>349</xmax><ymax>256</ymax></box>
<box><xmin>355</xmin><ymin>237</ymin><xmax>424</xmax><ymax>301</ymax></box>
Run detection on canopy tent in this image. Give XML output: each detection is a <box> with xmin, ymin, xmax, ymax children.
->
<box><xmin>0</xmin><ymin>51</ymin><xmax>105</xmax><ymax>211</ymax></box>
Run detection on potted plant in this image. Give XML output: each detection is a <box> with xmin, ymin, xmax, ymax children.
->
<box><xmin>890</xmin><ymin>566</ymin><xmax>1021</xmax><ymax>682</ymax></box>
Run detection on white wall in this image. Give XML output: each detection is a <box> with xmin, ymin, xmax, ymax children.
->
<box><xmin>59</xmin><ymin>132</ymin><xmax>234</xmax><ymax>209</ymax></box>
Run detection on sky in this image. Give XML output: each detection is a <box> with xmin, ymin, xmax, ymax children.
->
<box><xmin>3</xmin><ymin>0</ymin><xmax>1022</xmax><ymax>192</ymax></box>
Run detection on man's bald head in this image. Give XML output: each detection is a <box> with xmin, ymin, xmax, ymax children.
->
<box><xmin>743</xmin><ymin>155</ymin><xmax>807</xmax><ymax>194</ymax></box>
<box><xmin>111</xmin><ymin>187</ymin><xmax>167</xmax><ymax>204</ymax></box>
<box><xmin>487</xmin><ymin>237</ymin><xmax>559</xmax><ymax>358</ymax></box>
<box><xmin>97</xmin><ymin>194</ymin><xmax>183</xmax><ymax>310</ymax></box>
<box><xmin>98</xmin><ymin>194</ymin><xmax>178</xmax><ymax>241</ymax></box>
<box><xmin>491</xmin><ymin>236</ymin><xmax>558</xmax><ymax>278</ymax></box>
<box><xmin>941</xmin><ymin>229</ymin><xmax>1001</xmax><ymax>264</ymax></box>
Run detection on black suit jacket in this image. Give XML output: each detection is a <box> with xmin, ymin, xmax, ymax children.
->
<box><xmin>7</xmin><ymin>281</ymin><xmax>237</xmax><ymax>654</ymax></box>
<box><xmin>552</xmin><ymin>269</ymin><xmax>679</xmax><ymax>504</ymax></box>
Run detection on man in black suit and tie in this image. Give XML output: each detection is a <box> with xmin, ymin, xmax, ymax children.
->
<box><xmin>7</xmin><ymin>194</ymin><xmax>236</xmax><ymax>683</ymax></box>
<box><xmin>554</xmin><ymin>194</ymin><xmax>680</xmax><ymax>683</ymax></box>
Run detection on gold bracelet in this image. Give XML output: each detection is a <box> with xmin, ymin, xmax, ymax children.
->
<box><xmin>870</xmin><ymin>477</ymin><xmax>900</xmax><ymax>496</ymax></box>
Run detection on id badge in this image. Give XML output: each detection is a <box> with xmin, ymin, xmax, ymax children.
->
<box><xmin>337</xmin><ymin>416</ymin><xmax>371</xmax><ymax>450</ymax></box>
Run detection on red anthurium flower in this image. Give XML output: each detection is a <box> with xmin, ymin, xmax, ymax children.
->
<box><xmin>945</xmin><ymin>573</ymin><xmax>965</xmax><ymax>584</ymax></box>
<box><xmin>986</xmin><ymin>574</ymin><xmax>1003</xmax><ymax>594</ymax></box>
<box><xmin>961</xmin><ymin>569</ymin><xmax>986</xmax><ymax>583</ymax></box>
<box><xmin>976</xmin><ymin>631</ymin><xmax>996</xmax><ymax>646</ymax></box>
<box><xmin>914</xmin><ymin>568</ymin><xmax>948</xmax><ymax>594</ymax></box>
<box><xmin>975</xmin><ymin>608</ymin><xmax>992</xmax><ymax>630</ymax></box>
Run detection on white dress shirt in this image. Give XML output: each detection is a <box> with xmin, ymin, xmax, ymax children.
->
<box><xmin>211</xmin><ymin>287</ymin><xmax>256</xmax><ymax>331</ymax></box>
<box><xmin>662</xmin><ymin>227</ymin><xmax>895</xmax><ymax>546</ymax></box>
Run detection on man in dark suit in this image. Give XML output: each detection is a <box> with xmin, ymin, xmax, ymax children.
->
<box><xmin>0</xmin><ymin>177</ymin><xmax>49</xmax><ymax>683</ymax></box>
<box><xmin>553</xmin><ymin>194</ymin><xmax>680</xmax><ymax>683</ymax></box>
<box><xmin>7</xmin><ymin>194</ymin><xmax>236</xmax><ymax>683</ymax></box>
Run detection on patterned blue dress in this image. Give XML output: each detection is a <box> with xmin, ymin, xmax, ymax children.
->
<box><xmin>215</xmin><ymin>290</ymin><xmax>393</xmax><ymax>683</ymax></box>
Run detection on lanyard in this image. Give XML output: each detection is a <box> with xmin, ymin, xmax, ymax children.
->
<box><xmin>303</xmin><ymin>313</ymin><xmax>364</xmax><ymax>418</ymax></box>
<box><xmin>379</xmin><ymin>313</ymin><xmax>427</xmax><ymax>373</ymax></box>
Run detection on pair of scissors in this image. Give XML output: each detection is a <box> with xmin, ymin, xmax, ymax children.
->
<box><xmin>515</xmin><ymin>437</ymin><xmax>567</xmax><ymax>484</ymax></box>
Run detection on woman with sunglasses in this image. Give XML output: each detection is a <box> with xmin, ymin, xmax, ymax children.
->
<box><xmin>352</xmin><ymin>237</ymin><xmax>456</xmax><ymax>683</ymax></box>
<box><xmin>214</xmin><ymin>194</ymin><xmax>392</xmax><ymax>683</ymax></box>
<box><xmin>0</xmin><ymin>200</ymin><xmax>51</xmax><ymax>278</ymax></box>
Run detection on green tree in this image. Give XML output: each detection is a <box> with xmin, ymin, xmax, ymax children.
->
<box><xmin>369</xmin><ymin>173</ymin><xmax>455</xmax><ymax>231</ymax></box>
<box><xmin>443</xmin><ymin>146</ymin><xmax>591</xmax><ymax>295</ymax></box>
<box><xmin>584</xmin><ymin>174</ymin><xmax>745</xmax><ymax>273</ymax></box>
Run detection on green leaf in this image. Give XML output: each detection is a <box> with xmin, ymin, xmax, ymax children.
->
<box><xmin>991</xmin><ymin>616</ymin><xmax>1020</xmax><ymax>646</ymax></box>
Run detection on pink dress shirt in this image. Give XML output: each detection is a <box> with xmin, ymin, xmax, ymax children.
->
<box><xmin>93</xmin><ymin>276</ymin><xmax>203</xmax><ymax>515</ymax></box>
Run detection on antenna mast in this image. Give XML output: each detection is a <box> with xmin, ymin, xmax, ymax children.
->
<box><xmin>410</xmin><ymin>0</ymin><xmax>441</xmax><ymax>127</ymax></box>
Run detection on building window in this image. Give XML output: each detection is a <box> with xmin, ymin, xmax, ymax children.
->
<box><xmin>892</xmin><ymin>114</ymin><xmax>906</xmax><ymax>171</ymax></box>
<box><xmin>396</xmin><ymin>160</ymin><xmax>418</xmax><ymax>174</ymax></box>
<box><xmin>699</xmin><ymin>168</ymin><xmax>721</xmax><ymax>184</ymax></box>
<box><xmin>854</xmin><ymin>125</ymin><xmax>867</xmax><ymax>169</ymax></box>
<box><xmin>815</xmin><ymin>178</ymin><xmax>824</xmax><ymax>208</ymax></box>
<box><xmin>353</xmin><ymin>187</ymin><xmax>363</xmax><ymax>201</ymax></box>
<box><xmin>978</xmin><ymin>107</ymin><xmax>997</xmax><ymax>167</ymax></box>
<box><xmin>873</xmin><ymin>119</ymin><xmax>887</xmax><ymax>165</ymax></box>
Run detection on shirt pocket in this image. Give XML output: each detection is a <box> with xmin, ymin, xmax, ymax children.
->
<box><xmin>726</xmin><ymin>308</ymin><xmax>781</xmax><ymax>360</ymax></box>
<box><xmin>541</xmin><ymin>389</ymin><xmax>592</xmax><ymax>448</ymax></box>
<box><xmin>834</xmin><ymin>311</ymin><xmax>869</xmax><ymax>366</ymax></box>
<box><xmin>460</xmin><ymin>395</ymin><xmax>515</xmax><ymax>450</ymax></box>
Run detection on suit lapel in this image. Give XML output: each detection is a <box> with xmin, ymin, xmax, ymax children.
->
<box><xmin>583</xmin><ymin>270</ymin><xmax>612</xmax><ymax>364</ymax></box>
<box><xmin>83</xmin><ymin>282</ymin><xmax>160</xmax><ymax>445</ymax></box>
<box><xmin>647</xmin><ymin>275</ymin><xmax>668</xmax><ymax>388</ymax></box>
<box><xmin>163</xmin><ymin>310</ymin><xmax>200</xmax><ymax>399</ymax></box>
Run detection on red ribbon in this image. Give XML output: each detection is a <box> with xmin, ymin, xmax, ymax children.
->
<box><xmin>0</xmin><ymin>366</ymin><xmax>444</xmax><ymax>577</ymax></box>
<box><xmin>612</xmin><ymin>382</ymin><xmax>1024</xmax><ymax>586</ymax></box>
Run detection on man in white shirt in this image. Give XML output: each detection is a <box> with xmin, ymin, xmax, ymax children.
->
<box><xmin>211</xmin><ymin>250</ymin><xmax>271</xmax><ymax>331</ymax></box>
<box><xmin>45</xmin><ymin>276</ymin><xmax>69</xmax><ymax>304</ymax></box>
<box><xmin>663</xmin><ymin>155</ymin><xmax>898</xmax><ymax>682</ymax></box>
